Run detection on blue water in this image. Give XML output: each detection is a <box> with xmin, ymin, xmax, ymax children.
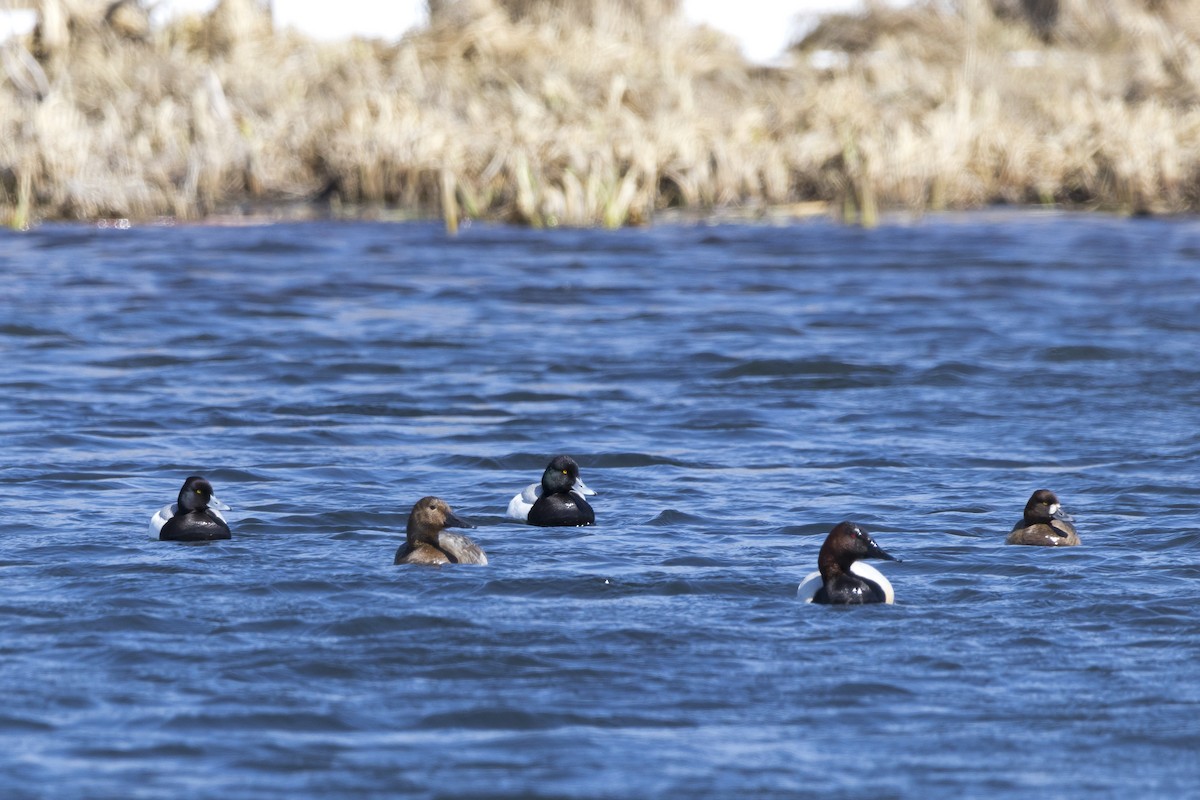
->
<box><xmin>2</xmin><ymin>213</ymin><xmax>1199</xmax><ymax>798</ymax></box>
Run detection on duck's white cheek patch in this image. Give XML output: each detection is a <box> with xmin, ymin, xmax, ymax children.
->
<box><xmin>1049</xmin><ymin>503</ymin><xmax>1060</xmax><ymax>515</ymax></box>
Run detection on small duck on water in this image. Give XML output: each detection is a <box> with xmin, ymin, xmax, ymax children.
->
<box><xmin>796</xmin><ymin>521</ymin><xmax>900</xmax><ymax>605</ymax></box>
<box><xmin>394</xmin><ymin>496</ymin><xmax>487</xmax><ymax>566</ymax></box>
<box><xmin>506</xmin><ymin>455</ymin><xmax>596</xmax><ymax>527</ymax></box>
<box><xmin>1006</xmin><ymin>489</ymin><xmax>1079</xmax><ymax>546</ymax></box>
<box><xmin>150</xmin><ymin>476</ymin><xmax>232</xmax><ymax>542</ymax></box>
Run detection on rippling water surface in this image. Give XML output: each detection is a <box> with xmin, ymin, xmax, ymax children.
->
<box><xmin>2</xmin><ymin>213</ymin><xmax>1199</xmax><ymax>798</ymax></box>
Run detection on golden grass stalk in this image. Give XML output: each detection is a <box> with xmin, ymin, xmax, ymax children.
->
<box><xmin>2</xmin><ymin>0</ymin><xmax>1199</xmax><ymax>230</ymax></box>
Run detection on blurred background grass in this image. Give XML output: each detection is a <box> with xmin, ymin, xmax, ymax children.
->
<box><xmin>2</xmin><ymin>0</ymin><xmax>1198</xmax><ymax>229</ymax></box>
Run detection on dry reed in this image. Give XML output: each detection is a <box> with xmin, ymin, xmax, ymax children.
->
<box><xmin>2</xmin><ymin>0</ymin><xmax>1199</xmax><ymax>229</ymax></box>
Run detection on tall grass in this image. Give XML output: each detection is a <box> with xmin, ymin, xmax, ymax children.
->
<box><xmin>2</xmin><ymin>0</ymin><xmax>1198</xmax><ymax>229</ymax></box>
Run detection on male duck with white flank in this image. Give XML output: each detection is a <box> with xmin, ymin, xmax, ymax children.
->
<box><xmin>506</xmin><ymin>455</ymin><xmax>596</xmax><ymax>527</ymax></box>
<box><xmin>797</xmin><ymin>521</ymin><xmax>900</xmax><ymax>605</ymax></box>
<box><xmin>151</xmin><ymin>476</ymin><xmax>232</xmax><ymax>541</ymax></box>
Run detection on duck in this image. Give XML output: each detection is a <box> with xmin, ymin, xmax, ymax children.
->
<box><xmin>796</xmin><ymin>521</ymin><xmax>899</xmax><ymax>605</ymax></box>
<box><xmin>1006</xmin><ymin>489</ymin><xmax>1080</xmax><ymax>546</ymax></box>
<box><xmin>394</xmin><ymin>496</ymin><xmax>487</xmax><ymax>565</ymax></box>
<box><xmin>506</xmin><ymin>455</ymin><xmax>596</xmax><ymax>527</ymax></box>
<box><xmin>151</xmin><ymin>476</ymin><xmax>232</xmax><ymax>541</ymax></box>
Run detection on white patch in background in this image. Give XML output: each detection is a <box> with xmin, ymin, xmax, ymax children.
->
<box><xmin>682</xmin><ymin>0</ymin><xmax>806</xmax><ymax>65</ymax></box>
<box><xmin>151</xmin><ymin>0</ymin><xmax>428</xmax><ymax>40</ymax></box>
<box><xmin>0</xmin><ymin>9</ymin><xmax>36</xmax><ymax>41</ymax></box>
<box><xmin>150</xmin><ymin>0</ymin><xmax>215</xmax><ymax>27</ymax></box>
<box><xmin>683</xmin><ymin>0</ymin><xmax>917</xmax><ymax>64</ymax></box>
<box><xmin>272</xmin><ymin>0</ymin><xmax>427</xmax><ymax>41</ymax></box>
<box><xmin>146</xmin><ymin>1</ymin><xmax>914</xmax><ymax>61</ymax></box>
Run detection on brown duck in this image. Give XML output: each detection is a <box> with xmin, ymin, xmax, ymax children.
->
<box><xmin>394</xmin><ymin>496</ymin><xmax>487</xmax><ymax>565</ymax></box>
<box><xmin>1006</xmin><ymin>489</ymin><xmax>1080</xmax><ymax>546</ymax></box>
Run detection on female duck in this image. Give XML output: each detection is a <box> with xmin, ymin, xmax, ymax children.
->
<box><xmin>151</xmin><ymin>476</ymin><xmax>232</xmax><ymax>541</ymax></box>
<box><xmin>1006</xmin><ymin>489</ymin><xmax>1080</xmax><ymax>546</ymax></box>
<box><xmin>394</xmin><ymin>496</ymin><xmax>487</xmax><ymax>565</ymax></box>
<box><xmin>506</xmin><ymin>455</ymin><xmax>596</xmax><ymax>527</ymax></box>
<box><xmin>797</xmin><ymin>521</ymin><xmax>899</xmax><ymax>605</ymax></box>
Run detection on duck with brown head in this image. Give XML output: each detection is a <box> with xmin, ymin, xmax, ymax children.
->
<box><xmin>797</xmin><ymin>521</ymin><xmax>900</xmax><ymax>605</ymax></box>
<box><xmin>394</xmin><ymin>496</ymin><xmax>487</xmax><ymax>565</ymax></box>
<box><xmin>1006</xmin><ymin>489</ymin><xmax>1079</xmax><ymax>546</ymax></box>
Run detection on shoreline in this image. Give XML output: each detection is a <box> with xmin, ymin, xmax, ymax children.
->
<box><xmin>3</xmin><ymin>0</ymin><xmax>1198</xmax><ymax>231</ymax></box>
<box><xmin>29</xmin><ymin>202</ymin><xmax>1191</xmax><ymax>234</ymax></box>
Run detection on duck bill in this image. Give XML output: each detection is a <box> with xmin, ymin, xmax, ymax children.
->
<box><xmin>209</xmin><ymin>495</ymin><xmax>232</xmax><ymax>512</ymax></box>
<box><xmin>1050</xmin><ymin>504</ymin><xmax>1073</xmax><ymax>523</ymax></box>
<box><xmin>869</xmin><ymin>542</ymin><xmax>900</xmax><ymax>562</ymax></box>
<box><xmin>444</xmin><ymin>510</ymin><xmax>475</xmax><ymax>529</ymax></box>
<box><xmin>572</xmin><ymin>478</ymin><xmax>596</xmax><ymax>496</ymax></box>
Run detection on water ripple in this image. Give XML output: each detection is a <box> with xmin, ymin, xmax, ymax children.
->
<box><xmin>1</xmin><ymin>215</ymin><xmax>1199</xmax><ymax>798</ymax></box>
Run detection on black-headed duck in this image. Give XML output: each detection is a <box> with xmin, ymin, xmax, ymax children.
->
<box><xmin>151</xmin><ymin>476</ymin><xmax>232</xmax><ymax>542</ymax></box>
<box><xmin>506</xmin><ymin>455</ymin><xmax>596</xmax><ymax>527</ymax></box>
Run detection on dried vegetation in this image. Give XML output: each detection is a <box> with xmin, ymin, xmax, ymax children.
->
<box><xmin>2</xmin><ymin>0</ymin><xmax>1199</xmax><ymax>229</ymax></box>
